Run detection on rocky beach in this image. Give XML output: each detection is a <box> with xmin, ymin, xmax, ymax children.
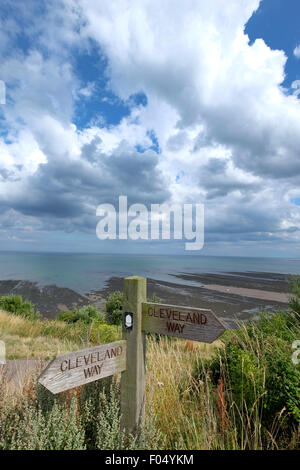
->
<box><xmin>0</xmin><ymin>271</ymin><xmax>291</xmax><ymax>327</ymax></box>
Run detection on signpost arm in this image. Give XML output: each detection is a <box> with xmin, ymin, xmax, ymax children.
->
<box><xmin>120</xmin><ymin>276</ymin><xmax>147</xmax><ymax>435</ymax></box>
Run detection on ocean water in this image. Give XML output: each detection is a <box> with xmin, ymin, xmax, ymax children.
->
<box><xmin>0</xmin><ymin>252</ymin><xmax>300</xmax><ymax>294</ymax></box>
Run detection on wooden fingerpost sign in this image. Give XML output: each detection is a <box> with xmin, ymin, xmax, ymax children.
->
<box><xmin>142</xmin><ymin>302</ymin><xmax>226</xmax><ymax>343</ymax></box>
<box><xmin>120</xmin><ymin>276</ymin><xmax>147</xmax><ymax>435</ymax></box>
<box><xmin>38</xmin><ymin>340</ymin><xmax>126</xmax><ymax>394</ymax></box>
<box><xmin>38</xmin><ymin>275</ymin><xmax>227</xmax><ymax>437</ymax></box>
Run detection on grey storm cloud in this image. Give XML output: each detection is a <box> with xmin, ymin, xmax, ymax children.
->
<box><xmin>0</xmin><ymin>167</ymin><xmax>21</xmax><ymax>182</ymax></box>
<box><xmin>0</xmin><ymin>140</ymin><xmax>170</xmax><ymax>232</ymax></box>
<box><xmin>196</xmin><ymin>157</ymin><xmax>261</xmax><ymax>200</ymax></box>
<box><xmin>204</xmin><ymin>199</ymin><xmax>284</xmax><ymax>238</ymax></box>
<box><xmin>1</xmin><ymin>0</ymin><xmax>300</xmax><ymax>253</ymax></box>
<box><xmin>204</xmin><ymin>108</ymin><xmax>300</xmax><ymax>180</ymax></box>
<box><xmin>166</xmin><ymin>131</ymin><xmax>189</xmax><ymax>152</ymax></box>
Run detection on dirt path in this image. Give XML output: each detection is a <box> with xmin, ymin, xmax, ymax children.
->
<box><xmin>0</xmin><ymin>359</ymin><xmax>43</xmax><ymax>387</ymax></box>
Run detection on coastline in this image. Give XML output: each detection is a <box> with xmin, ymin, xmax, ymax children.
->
<box><xmin>0</xmin><ymin>271</ymin><xmax>290</xmax><ymax>325</ymax></box>
<box><xmin>0</xmin><ymin>280</ymin><xmax>90</xmax><ymax>319</ymax></box>
<box><xmin>93</xmin><ymin>272</ymin><xmax>289</xmax><ymax>327</ymax></box>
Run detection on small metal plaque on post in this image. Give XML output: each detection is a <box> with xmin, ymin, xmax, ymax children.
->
<box><xmin>124</xmin><ymin>312</ymin><xmax>133</xmax><ymax>330</ymax></box>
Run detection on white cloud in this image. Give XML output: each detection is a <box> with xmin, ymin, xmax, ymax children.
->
<box><xmin>292</xmin><ymin>80</ymin><xmax>300</xmax><ymax>97</ymax></box>
<box><xmin>69</xmin><ymin>0</ymin><xmax>300</xmax><ymax>245</ymax></box>
<box><xmin>78</xmin><ymin>82</ymin><xmax>96</xmax><ymax>98</ymax></box>
<box><xmin>294</xmin><ymin>45</ymin><xmax>300</xmax><ymax>59</ymax></box>
<box><xmin>74</xmin><ymin>0</ymin><xmax>300</xmax><ymax>180</ymax></box>
<box><xmin>1</xmin><ymin>0</ymin><xmax>300</xmax><ymax>253</ymax></box>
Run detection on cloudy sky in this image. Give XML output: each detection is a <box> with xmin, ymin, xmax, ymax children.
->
<box><xmin>0</xmin><ymin>0</ymin><xmax>300</xmax><ymax>256</ymax></box>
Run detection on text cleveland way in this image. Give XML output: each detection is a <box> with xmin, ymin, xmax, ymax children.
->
<box><xmin>60</xmin><ymin>345</ymin><xmax>123</xmax><ymax>372</ymax></box>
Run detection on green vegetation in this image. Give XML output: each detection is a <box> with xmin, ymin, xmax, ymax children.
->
<box><xmin>0</xmin><ymin>309</ymin><xmax>89</xmax><ymax>359</ymax></box>
<box><xmin>104</xmin><ymin>290</ymin><xmax>160</xmax><ymax>327</ymax></box>
<box><xmin>0</xmin><ymin>295</ymin><xmax>41</xmax><ymax>320</ymax></box>
<box><xmin>0</xmin><ymin>289</ymin><xmax>299</xmax><ymax>449</ymax></box>
<box><xmin>288</xmin><ymin>274</ymin><xmax>300</xmax><ymax>315</ymax></box>
<box><xmin>0</xmin><ymin>306</ymin><xmax>120</xmax><ymax>360</ymax></box>
<box><xmin>57</xmin><ymin>305</ymin><xmax>106</xmax><ymax>325</ymax></box>
<box><xmin>56</xmin><ymin>302</ymin><xmax>121</xmax><ymax>344</ymax></box>
<box><xmin>0</xmin><ymin>378</ymin><xmax>162</xmax><ymax>450</ymax></box>
<box><xmin>89</xmin><ymin>320</ymin><xmax>121</xmax><ymax>345</ymax></box>
<box><xmin>105</xmin><ymin>291</ymin><xmax>124</xmax><ymax>326</ymax></box>
<box><xmin>193</xmin><ymin>311</ymin><xmax>300</xmax><ymax>448</ymax></box>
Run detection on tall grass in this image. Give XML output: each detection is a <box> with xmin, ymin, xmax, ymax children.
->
<box><xmin>0</xmin><ymin>308</ymin><xmax>299</xmax><ymax>449</ymax></box>
<box><xmin>192</xmin><ymin>312</ymin><xmax>300</xmax><ymax>449</ymax></box>
<box><xmin>145</xmin><ymin>335</ymin><xmax>223</xmax><ymax>449</ymax></box>
<box><xmin>0</xmin><ymin>310</ymin><xmax>90</xmax><ymax>359</ymax></box>
<box><xmin>0</xmin><ymin>310</ymin><xmax>121</xmax><ymax>359</ymax></box>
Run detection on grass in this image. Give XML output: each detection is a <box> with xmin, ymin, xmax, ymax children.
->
<box><xmin>145</xmin><ymin>336</ymin><xmax>223</xmax><ymax>449</ymax></box>
<box><xmin>0</xmin><ymin>327</ymin><xmax>223</xmax><ymax>450</ymax></box>
<box><xmin>0</xmin><ymin>307</ymin><xmax>299</xmax><ymax>449</ymax></box>
<box><xmin>1</xmin><ymin>333</ymin><xmax>80</xmax><ymax>360</ymax></box>
<box><xmin>144</xmin><ymin>316</ymin><xmax>300</xmax><ymax>450</ymax></box>
<box><xmin>0</xmin><ymin>309</ymin><xmax>121</xmax><ymax>359</ymax></box>
<box><xmin>0</xmin><ymin>310</ymin><xmax>91</xmax><ymax>359</ymax></box>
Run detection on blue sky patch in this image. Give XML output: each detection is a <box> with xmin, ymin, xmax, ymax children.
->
<box><xmin>245</xmin><ymin>0</ymin><xmax>300</xmax><ymax>89</ymax></box>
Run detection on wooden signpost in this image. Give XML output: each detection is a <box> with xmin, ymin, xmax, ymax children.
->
<box><xmin>142</xmin><ymin>302</ymin><xmax>226</xmax><ymax>343</ymax></box>
<box><xmin>120</xmin><ymin>276</ymin><xmax>146</xmax><ymax>435</ymax></box>
<box><xmin>38</xmin><ymin>276</ymin><xmax>227</xmax><ymax>435</ymax></box>
<box><xmin>38</xmin><ymin>340</ymin><xmax>126</xmax><ymax>394</ymax></box>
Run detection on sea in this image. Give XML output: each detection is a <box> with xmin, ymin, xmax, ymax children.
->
<box><xmin>0</xmin><ymin>252</ymin><xmax>300</xmax><ymax>294</ymax></box>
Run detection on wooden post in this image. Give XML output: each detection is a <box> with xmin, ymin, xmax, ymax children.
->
<box><xmin>120</xmin><ymin>276</ymin><xmax>147</xmax><ymax>435</ymax></box>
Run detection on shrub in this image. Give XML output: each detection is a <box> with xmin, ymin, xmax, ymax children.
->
<box><xmin>56</xmin><ymin>310</ymin><xmax>78</xmax><ymax>323</ymax></box>
<box><xmin>0</xmin><ymin>377</ymin><xmax>162</xmax><ymax>450</ymax></box>
<box><xmin>57</xmin><ymin>304</ymin><xmax>105</xmax><ymax>325</ymax></box>
<box><xmin>89</xmin><ymin>320</ymin><xmax>120</xmax><ymax>344</ymax></box>
<box><xmin>104</xmin><ymin>291</ymin><xmax>160</xmax><ymax>326</ymax></box>
<box><xmin>9</xmin><ymin>400</ymin><xmax>86</xmax><ymax>450</ymax></box>
<box><xmin>288</xmin><ymin>275</ymin><xmax>300</xmax><ymax>315</ymax></box>
<box><xmin>105</xmin><ymin>291</ymin><xmax>124</xmax><ymax>326</ymax></box>
<box><xmin>147</xmin><ymin>292</ymin><xmax>161</xmax><ymax>303</ymax></box>
<box><xmin>193</xmin><ymin>311</ymin><xmax>300</xmax><ymax>446</ymax></box>
<box><xmin>0</xmin><ymin>294</ymin><xmax>41</xmax><ymax>320</ymax></box>
<box><xmin>74</xmin><ymin>305</ymin><xmax>105</xmax><ymax>324</ymax></box>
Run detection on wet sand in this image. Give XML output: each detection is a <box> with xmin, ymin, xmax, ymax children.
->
<box><xmin>92</xmin><ymin>271</ymin><xmax>290</xmax><ymax>327</ymax></box>
<box><xmin>0</xmin><ymin>280</ymin><xmax>90</xmax><ymax>318</ymax></box>
<box><xmin>171</xmin><ymin>272</ymin><xmax>290</xmax><ymax>292</ymax></box>
<box><xmin>199</xmin><ymin>284</ymin><xmax>288</xmax><ymax>303</ymax></box>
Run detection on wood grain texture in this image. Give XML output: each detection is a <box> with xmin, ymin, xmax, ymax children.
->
<box><xmin>142</xmin><ymin>302</ymin><xmax>226</xmax><ymax>343</ymax></box>
<box><xmin>38</xmin><ymin>340</ymin><xmax>126</xmax><ymax>394</ymax></box>
<box><xmin>120</xmin><ymin>276</ymin><xmax>146</xmax><ymax>434</ymax></box>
